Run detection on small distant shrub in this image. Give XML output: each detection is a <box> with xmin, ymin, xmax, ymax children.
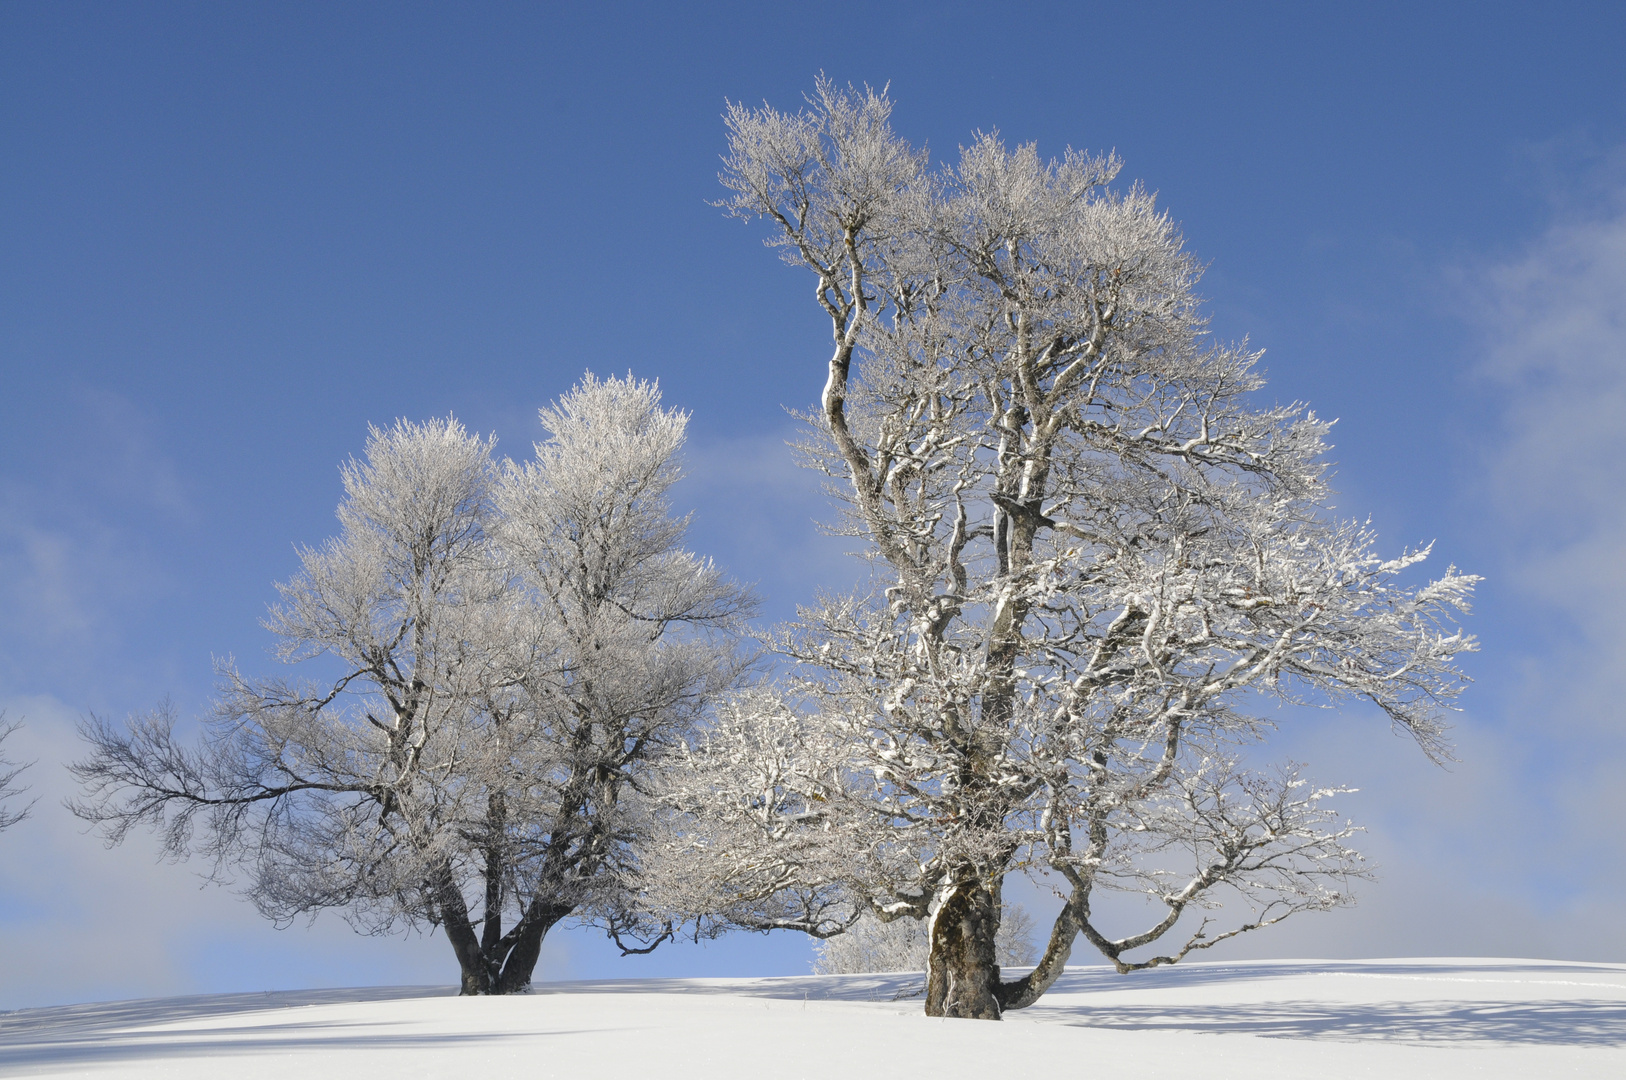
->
<box><xmin>813</xmin><ymin>903</ymin><xmax>1038</xmax><ymax>974</ymax></box>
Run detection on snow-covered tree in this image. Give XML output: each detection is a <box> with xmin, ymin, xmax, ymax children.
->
<box><xmin>648</xmin><ymin>81</ymin><xmax>1477</xmax><ymax>1019</ymax></box>
<box><xmin>71</xmin><ymin>375</ymin><xmax>751</xmax><ymax>994</ymax></box>
<box><xmin>0</xmin><ymin>714</ymin><xmax>33</xmax><ymax>832</ymax></box>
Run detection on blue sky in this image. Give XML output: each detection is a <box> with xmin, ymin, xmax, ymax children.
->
<box><xmin>4</xmin><ymin>1</ymin><xmax>1626</xmax><ymax>1009</ymax></box>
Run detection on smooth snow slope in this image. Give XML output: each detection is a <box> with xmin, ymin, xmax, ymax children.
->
<box><xmin>2</xmin><ymin>959</ymin><xmax>1622</xmax><ymax>1078</ymax></box>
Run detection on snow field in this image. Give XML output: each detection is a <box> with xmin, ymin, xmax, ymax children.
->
<box><xmin>2</xmin><ymin>958</ymin><xmax>1623</xmax><ymax>1079</ymax></box>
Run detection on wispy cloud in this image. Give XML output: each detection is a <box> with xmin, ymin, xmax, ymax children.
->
<box><xmin>0</xmin><ymin>487</ymin><xmax>159</xmax><ymax>645</ymax></box>
<box><xmin>1464</xmin><ymin>180</ymin><xmax>1626</xmax><ymax>914</ymax></box>
<box><xmin>1160</xmin><ymin>173</ymin><xmax>1626</xmax><ymax>964</ymax></box>
<box><xmin>1475</xmin><ymin>201</ymin><xmax>1626</xmax><ymax>639</ymax></box>
<box><xmin>75</xmin><ymin>387</ymin><xmax>197</xmax><ymax>523</ymax></box>
<box><xmin>0</xmin><ymin>390</ymin><xmax>193</xmax><ymax>677</ymax></box>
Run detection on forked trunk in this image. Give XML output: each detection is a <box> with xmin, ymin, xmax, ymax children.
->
<box><xmin>494</xmin><ymin>900</ymin><xmax>572</xmax><ymax>994</ymax></box>
<box><xmin>447</xmin><ymin>911</ymin><xmax>569</xmax><ymax>994</ymax></box>
<box><xmin>925</xmin><ymin>880</ymin><xmax>1004</xmax><ymax>1020</ymax></box>
<box><xmin>437</xmin><ymin>864</ymin><xmax>574</xmax><ymax>995</ymax></box>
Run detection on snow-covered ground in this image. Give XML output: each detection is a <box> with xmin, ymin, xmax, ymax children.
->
<box><xmin>2</xmin><ymin>958</ymin><xmax>1622</xmax><ymax>1078</ymax></box>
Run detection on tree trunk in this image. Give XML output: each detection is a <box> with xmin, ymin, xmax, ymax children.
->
<box><xmin>434</xmin><ymin>856</ymin><xmax>575</xmax><ymax>995</ymax></box>
<box><xmin>433</xmin><ymin>872</ymin><xmax>496</xmax><ymax>995</ymax></box>
<box><xmin>925</xmin><ymin>880</ymin><xmax>1004</xmax><ymax>1020</ymax></box>
<box><xmin>495</xmin><ymin>897</ymin><xmax>573</xmax><ymax>994</ymax></box>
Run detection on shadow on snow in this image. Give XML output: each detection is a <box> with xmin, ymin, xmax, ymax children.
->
<box><xmin>540</xmin><ymin>960</ymin><xmax>1626</xmax><ymax>1047</ymax></box>
<box><xmin>3</xmin><ymin>959</ymin><xmax>1624</xmax><ymax>1070</ymax></box>
<box><xmin>0</xmin><ymin>988</ymin><xmax>526</xmax><ymax>1073</ymax></box>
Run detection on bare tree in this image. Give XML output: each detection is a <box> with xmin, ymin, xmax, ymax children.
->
<box><xmin>648</xmin><ymin>81</ymin><xmax>1477</xmax><ymax>1019</ymax></box>
<box><xmin>72</xmin><ymin>375</ymin><xmax>751</xmax><ymax>993</ymax></box>
<box><xmin>0</xmin><ymin>713</ymin><xmax>34</xmax><ymax>832</ymax></box>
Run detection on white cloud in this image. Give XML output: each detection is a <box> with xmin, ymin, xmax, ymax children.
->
<box><xmin>1473</xmin><ymin>190</ymin><xmax>1626</xmax><ymax>780</ymax></box>
<box><xmin>1314</xmin><ymin>175</ymin><xmax>1626</xmax><ymax>952</ymax></box>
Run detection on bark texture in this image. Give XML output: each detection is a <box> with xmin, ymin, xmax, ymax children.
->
<box><xmin>925</xmin><ymin>882</ymin><xmax>1004</xmax><ymax>1019</ymax></box>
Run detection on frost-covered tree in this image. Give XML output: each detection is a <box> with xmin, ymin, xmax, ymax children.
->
<box><xmin>647</xmin><ymin>81</ymin><xmax>1477</xmax><ymax>1019</ymax></box>
<box><xmin>488</xmin><ymin>374</ymin><xmax>753</xmax><ymax>962</ymax></box>
<box><xmin>72</xmin><ymin>375</ymin><xmax>751</xmax><ymax>994</ymax></box>
<box><xmin>0</xmin><ymin>714</ymin><xmax>33</xmax><ymax>832</ymax></box>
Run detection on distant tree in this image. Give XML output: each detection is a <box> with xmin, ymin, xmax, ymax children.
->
<box><xmin>644</xmin><ymin>81</ymin><xmax>1477</xmax><ymax>1019</ymax></box>
<box><xmin>0</xmin><ymin>713</ymin><xmax>34</xmax><ymax>832</ymax></box>
<box><xmin>71</xmin><ymin>375</ymin><xmax>752</xmax><ymax>994</ymax></box>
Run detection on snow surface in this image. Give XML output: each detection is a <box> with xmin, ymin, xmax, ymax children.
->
<box><xmin>2</xmin><ymin>958</ymin><xmax>1622</xmax><ymax>1078</ymax></box>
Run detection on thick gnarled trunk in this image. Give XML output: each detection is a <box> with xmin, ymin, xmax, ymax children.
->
<box><xmin>925</xmin><ymin>880</ymin><xmax>1004</xmax><ymax>1020</ymax></box>
<box><xmin>926</xmin><ymin>879</ymin><xmax>1089</xmax><ymax>1019</ymax></box>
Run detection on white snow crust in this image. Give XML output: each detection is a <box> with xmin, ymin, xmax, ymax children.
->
<box><xmin>2</xmin><ymin>958</ymin><xmax>1622</xmax><ymax>1078</ymax></box>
